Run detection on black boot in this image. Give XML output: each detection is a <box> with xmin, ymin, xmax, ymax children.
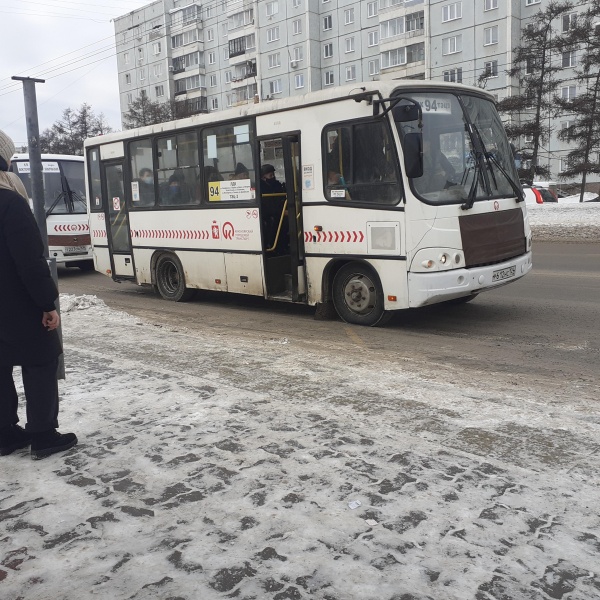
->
<box><xmin>31</xmin><ymin>429</ymin><xmax>78</xmax><ymax>460</ymax></box>
<box><xmin>0</xmin><ymin>424</ymin><xmax>32</xmax><ymax>456</ymax></box>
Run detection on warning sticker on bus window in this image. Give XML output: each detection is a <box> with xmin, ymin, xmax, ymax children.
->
<box><xmin>412</xmin><ymin>96</ymin><xmax>452</xmax><ymax>115</ymax></box>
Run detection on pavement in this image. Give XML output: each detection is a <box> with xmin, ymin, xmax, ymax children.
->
<box><xmin>0</xmin><ymin>295</ymin><xmax>599</xmax><ymax>600</ymax></box>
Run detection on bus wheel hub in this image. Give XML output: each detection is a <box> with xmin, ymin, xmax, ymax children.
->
<box><xmin>345</xmin><ymin>276</ymin><xmax>375</xmax><ymax>313</ymax></box>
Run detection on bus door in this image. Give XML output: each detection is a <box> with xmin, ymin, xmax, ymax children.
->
<box><xmin>102</xmin><ymin>160</ymin><xmax>135</xmax><ymax>278</ymax></box>
<box><xmin>259</xmin><ymin>135</ymin><xmax>306</xmax><ymax>302</ymax></box>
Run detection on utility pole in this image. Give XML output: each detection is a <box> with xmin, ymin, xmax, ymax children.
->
<box><xmin>11</xmin><ymin>76</ymin><xmax>48</xmax><ymax>252</ymax></box>
<box><xmin>12</xmin><ymin>76</ymin><xmax>65</xmax><ymax>380</ymax></box>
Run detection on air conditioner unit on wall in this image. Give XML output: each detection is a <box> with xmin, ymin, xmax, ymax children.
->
<box><xmin>290</xmin><ymin>60</ymin><xmax>298</xmax><ymax>69</ymax></box>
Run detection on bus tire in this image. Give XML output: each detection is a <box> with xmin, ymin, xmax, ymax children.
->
<box><xmin>155</xmin><ymin>254</ymin><xmax>195</xmax><ymax>302</ymax></box>
<box><xmin>332</xmin><ymin>262</ymin><xmax>389</xmax><ymax>327</ymax></box>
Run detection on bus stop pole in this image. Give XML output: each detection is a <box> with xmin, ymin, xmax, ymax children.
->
<box><xmin>12</xmin><ymin>76</ymin><xmax>65</xmax><ymax>380</ymax></box>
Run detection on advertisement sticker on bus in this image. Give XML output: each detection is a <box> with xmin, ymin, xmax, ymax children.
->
<box><xmin>412</xmin><ymin>96</ymin><xmax>452</xmax><ymax>114</ymax></box>
<box><xmin>303</xmin><ymin>165</ymin><xmax>314</xmax><ymax>190</ymax></box>
<box><xmin>131</xmin><ymin>181</ymin><xmax>140</xmax><ymax>202</ymax></box>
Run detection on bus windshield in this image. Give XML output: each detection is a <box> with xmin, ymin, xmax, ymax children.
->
<box><xmin>395</xmin><ymin>91</ymin><xmax>520</xmax><ymax>205</ymax></box>
<box><xmin>12</xmin><ymin>159</ymin><xmax>87</xmax><ymax>215</ymax></box>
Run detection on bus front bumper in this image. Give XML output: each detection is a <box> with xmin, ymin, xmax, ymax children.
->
<box><xmin>407</xmin><ymin>251</ymin><xmax>533</xmax><ymax>307</ymax></box>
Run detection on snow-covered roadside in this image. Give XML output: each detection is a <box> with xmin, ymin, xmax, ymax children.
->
<box><xmin>527</xmin><ymin>202</ymin><xmax>600</xmax><ymax>242</ymax></box>
<box><xmin>1</xmin><ymin>294</ymin><xmax>599</xmax><ymax>600</ymax></box>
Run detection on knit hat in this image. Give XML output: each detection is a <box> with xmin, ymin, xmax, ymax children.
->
<box><xmin>0</xmin><ymin>129</ymin><xmax>16</xmax><ymax>167</ymax></box>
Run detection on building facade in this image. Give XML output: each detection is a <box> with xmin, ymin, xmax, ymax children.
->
<box><xmin>114</xmin><ymin>0</ymin><xmax>598</xmax><ymax>185</ymax></box>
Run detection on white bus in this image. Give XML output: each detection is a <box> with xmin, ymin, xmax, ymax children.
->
<box><xmin>84</xmin><ymin>81</ymin><xmax>532</xmax><ymax>326</ymax></box>
<box><xmin>10</xmin><ymin>154</ymin><xmax>93</xmax><ymax>270</ymax></box>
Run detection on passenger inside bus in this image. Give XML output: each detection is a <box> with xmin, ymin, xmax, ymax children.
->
<box><xmin>136</xmin><ymin>168</ymin><xmax>155</xmax><ymax>206</ymax></box>
<box><xmin>232</xmin><ymin>162</ymin><xmax>249</xmax><ymax>180</ymax></box>
<box><xmin>160</xmin><ymin>169</ymin><xmax>191</xmax><ymax>205</ymax></box>
<box><xmin>260</xmin><ymin>164</ymin><xmax>288</xmax><ymax>253</ymax></box>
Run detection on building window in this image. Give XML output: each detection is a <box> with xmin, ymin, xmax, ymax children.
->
<box><xmin>210</xmin><ymin>74</ymin><xmax>217</xmax><ymax>87</ymax></box>
<box><xmin>368</xmin><ymin>31</ymin><xmax>379</xmax><ymax>47</ymax></box>
<box><xmin>293</xmin><ymin>46</ymin><xmax>303</xmax><ymax>61</ymax></box>
<box><xmin>325</xmin><ymin>71</ymin><xmax>334</xmax><ymax>86</ymax></box>
<box><xmin>269</xmin><ymin>79</ymin><xmax>282</xmax><ymax>94</ymax></box>
<box><xmin>155</xmin><ymin>85</ymin><xmax>164</xmax><ymax>97</ymax></box>
<box><xmin>127</xmin><ymin>93</ymin><xmax>133</xmax><ymax>105</ymax></box>
<box><xmin>368</xmin><ymin>59</ymin><xmax>380</xmax><ymax>76</ymax></box>
<box><xmin>208</xmin><ymin>51</ymin><xmax>216</xmax><ymax>65</ymax></box>
<box><xmin>293</xmin><ymin>19</ymin><xmax>302</xmax><ymax>35</ymax></box>
<box><xmin>171</xmin><ymin>29</ymin><xmax>199</xmax><ymax>48</ymax></box>
<box><xmin>228</xmin><ymin>9</ymin><xmax>254</xmax><ymax>30</ymax></box>
<box><xmin>561</xmin><ymin>85</ymin><xmax>576</xmax><ymax>99</ymax></box>
<box><xmin>442</xmin><ymin>2</ymin><xmax>462</xmax><ymax>22</ymax></box>
<box><xmin>152</xmin><ymin>42</ymin><xmax>161</xmax><ymax>55</ymax></box>
<box><xmin>406</xmin><ymin>11</ymin><xmax>425</xmax><ymax>32</ymax></box>
<box><xmin>267</xmin><ymin>26</ymin><xmax>280</xmax><ymax>42</ymax></box>
<box><xmin>153</xmin><ymin>64</ymin><xmax>162</xmax><ymax>77</ymax></box>
<box><xmin>207</xmin><ymin>29</ymin><xmax>214</xmax><ymax>42</ymax></box>
<box><xmin>484</xmin><ymin>60</ymin><xmax>498</xmax><ymax>77</ymax></box>
<box><xmin>346</xmin><ymin>65</ymin><xmax>356</xmax><ymax>81</ymax></box>
<box><xmin>268</xmin><ymin>52</ymin><xmax>281</xmax><ymax>68</ymax></box>
<box><xmin>123</xmin><ymin>52</ymin><xmax>130</xmax><ymax>65</ymax></box>
<box><xmin>266</xmin><ymin>1</ymin><xmax>279</xmax><ymax>16</ymax></box>
<box><xmin>442</xmin><ymin>35</ymin><xmax>462</xmax><ymax>55</ymax></box>
<box><xmin>368</xmin><ymin>1</ymin><xmax>378</xmax><ymax>18</ymax></box>
<box><xmin>484</xmin><ymin>26</ymin><xmax>498</xmax><ymax>45</ymax></box>
<box><xmin>381</xmin><ymin>18</ymin><xmax>404</xmax><ymax>40</ymax></box>
<box><xmin>443</xmin><ymin>68</ymin><xmax>463</xmax><ymax>83</ymax></box>
<box><xmin>562</xmin><ymin>13</ymin><xmax>577</xmax><ymax>32</ymax></box>
<box><xmin>225</xmin><ymin>71</ymin><xmax>232</xmax><ymax>83</ymax></box>
<box><xmin>345</xmin><ymin>8</ymin><xmax>354</xmax><ymax>25</ymax></box>
<box><xmin>485</xmin><ymin>0</ymin><xmax>498</xmax><ymax>10</ymax></box>
<box><xmin>139</xmin><ymin>68</ymin><xmax>145</xmax><ymax>81</ymax></box>
<box><xmin>345</xmin><ymin>37</ymin><xmax>355</xmax><ymax>53</ymax></box>
<box><xmin>295</xmin><ymin>73</ymin><xmax>304</xmax><ymax>89</ymax></box>
<box><xmin>562</xmin><ymin>50</ymin><xmax>576</xmax><ymax>68</ymax></box>
<box><xmin>211</xmin><ymin>97</ymin><xmax>219</xmax><ymax>110</ymax></box>
<box><xmin>125</xmin><ymin>73</ymin><xmax>131</xmax><ymax>84</ymax></box>
<box><xmin>525</xmin><ymin>0</ymin><xmax>540</xmax><ymax>5</ymax></box>
<box><xmin>293</xmin><ymin>0</ymin><xmax>301</xmax><ymax>7</ymax></box>
<box><xmin>561</xmin><ymin>120</ymin><xmax>573</xmax><ymax>131</ymax></box>
<box><xmin>324</xmin><ymin>43</ymin><xmax>333</xmax><ymax>58</ymax></box>
<box><xmin>381</xmin><ymin>42</ymin><xmax>424</xmax><ymax>68</ymax></box>
<box><xmin>323</xmin><ymin>15</ymin><xmax>332</xmax><ymax>31</ymax></box>
<box><xmin>138</xmin><ymin>48</ymin><xmax>144</xmax><ymax>63</ymax></box>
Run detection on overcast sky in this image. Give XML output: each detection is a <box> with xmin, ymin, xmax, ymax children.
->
<box><xmin>0</xmin><ymin>0</ymin><xmax>151</xmax><ymax>148</ymax></box>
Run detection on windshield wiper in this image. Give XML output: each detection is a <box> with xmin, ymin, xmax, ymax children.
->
<box><xmin>484</xmin><ymin>151</ymin><xmax>525</xmax><ymax>203</ymax></box>
<box><xmin>46</xmin><ymin>192</ymin><xmax>67</xmax><ymax>217</ymax></box>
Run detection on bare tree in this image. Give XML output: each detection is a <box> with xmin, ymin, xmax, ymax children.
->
<box><xmin>40</xmin><ymin>104</ymin><xmax>112</xmax><ymax>155</ymax></box>
<box><xmin>496</xmin><ymin>1</ymin><xmax>573</xmax><ymax>182</ymax></box>
<box><xmin>123</xmin><ymin>91</ymin><xmax>173</xmax><ymax>129</ymax></box>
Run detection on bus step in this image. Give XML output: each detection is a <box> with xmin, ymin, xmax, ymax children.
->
<box><xmin>269</xmin><ymin>290</ymin><xmax>293</xmax><ymax>302</ymax></box>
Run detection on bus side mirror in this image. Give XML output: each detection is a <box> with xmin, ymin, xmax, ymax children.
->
<box><xmin>393</xmin><ymin>104</ymin><xmax>420</xmax><ymax>122</ymax></box>
<box><xmin>403</xmin><ymin>133</ymin><xmax>423</xmax><ymax>178</ymax></box>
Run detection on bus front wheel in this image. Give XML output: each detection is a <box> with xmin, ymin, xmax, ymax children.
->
<box><xmin>332</xmin><ymin>263</ymin><xmax>389</xmax><ymax>326</ymax></box>
<box><xmin>155</xmin><ymin>254</ymin><xmax>195</xmax><ymax>302</ymax></box>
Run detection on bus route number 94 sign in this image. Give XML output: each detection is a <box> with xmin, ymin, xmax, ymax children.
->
<box><xmin>208</xmin><ymin>179</ymin><xmax>255</xmax><ymax>202</ymax></box>
<box><xmin>412</xmin><ymin>96</ymin><xmax>452</xmax><ymax>115</ymax></box>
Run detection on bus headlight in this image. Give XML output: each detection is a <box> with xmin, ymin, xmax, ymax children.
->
<box><xmin>413</xmin><ymin>248</ymin><xmax>464</xmax><ymax>272</ymax></box>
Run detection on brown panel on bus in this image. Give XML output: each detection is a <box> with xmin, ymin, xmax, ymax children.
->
<box><xmin>48</xmin><ymin>234</ymin><xmax>91</xmax><ymax>246</ymax></box>
<box><xmin>459</xmin><ymin>208</ymin><xmax>526</xmax><ymax>267</ymax></box>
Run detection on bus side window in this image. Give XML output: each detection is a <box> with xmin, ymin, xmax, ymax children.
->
<box><xmin>129</xmin><ymin>138</ymin><xmax>156</xmax><ymax>208</ymax></box>
<box><xmin>157</xmin><ymin>132</ymin><xmax>200</xmax><ymax>207</ymax></box>
<box><xmin>87</xmin><ymin>148</ymin><xmax>103</xmax><ymax>212</ymax></box>
<box><xmin>202</xmin><ymin>121</ymin><xmax>256</xmax><ymax>202</ymax></box>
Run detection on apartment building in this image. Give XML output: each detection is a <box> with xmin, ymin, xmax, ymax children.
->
<box><xmin>114</xmin><ymin>0</ymin><xmax>596</xmax><ymax>183</ymax></box>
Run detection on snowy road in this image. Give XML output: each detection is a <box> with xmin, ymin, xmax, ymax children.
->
<box><xmin>1</xmin><ymin>290</ymin><xmax>599</xmax><ymax>599</ymax></box>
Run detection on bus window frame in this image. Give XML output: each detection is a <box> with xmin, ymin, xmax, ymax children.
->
<box><xmin>87</xmin><ymin>146</ymin><xmax>104</xmax><ymax>213</ymax></box>
<box><xmin>321</xmin><ymin>115</ymin><xmax>404</xmax><ymax>207</ymax></box>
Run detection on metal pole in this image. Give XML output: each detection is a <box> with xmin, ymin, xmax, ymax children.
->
<box><xmin>12</xmin><ymin>76</ymin><xmax>65</xmax><ymax>380</ymax></box>
<box><xmin>11</xmin><ymin>76</ymin><xmax>48</xmax><ymax>254</ymax></box>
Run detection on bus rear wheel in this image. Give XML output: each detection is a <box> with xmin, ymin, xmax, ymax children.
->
<box><xmin>332</xmin><ymin>262</ymin><xmax>390</xmax><ymax>326</ymax></box>
<box><xmin>155</xmin><ymin>254</ymin><xmax>195</xmax><ymax>302</ymax></box>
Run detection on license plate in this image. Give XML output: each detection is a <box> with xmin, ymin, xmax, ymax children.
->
<box><xmin>493</xmin><ymin>265</ymin><xmax>516</xmax><ymax>282</ymax></box>
<box><xmin>64</xmin><ymin>246</ymin><xmax>87</xmax><ymax>255</ymax></box>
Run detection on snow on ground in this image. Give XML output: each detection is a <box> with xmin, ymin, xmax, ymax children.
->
<box><xmin>527</xmin><ymin>201</ymin><xmax>600</xmax><ymax>242</ymax></box>
<box><xmin>1</xmin><ymin>207</ymin><xmax>599</xmax><ymax>600</ymax></box>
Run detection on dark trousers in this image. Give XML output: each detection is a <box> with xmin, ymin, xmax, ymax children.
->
<box><xmin>0</xmin><ymin>360</ymin><xmax>59</xmax><ymax>432</ymax></box>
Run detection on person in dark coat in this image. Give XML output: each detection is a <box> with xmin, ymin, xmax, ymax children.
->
<box><xmin>0</xmin><ymin>129</ymin><xmax>77</xmax><ymax>460</ymax></box>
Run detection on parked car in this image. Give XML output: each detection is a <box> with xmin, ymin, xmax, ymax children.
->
<box><xmin>522</xmin><ymin>184</ymin><xmax>544</xmax><ymax>204</ymax></box>
<box><xmin>537</xmin><ymin>188</ymin><xmax>558</xmax><ymax>203</ymax></box>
